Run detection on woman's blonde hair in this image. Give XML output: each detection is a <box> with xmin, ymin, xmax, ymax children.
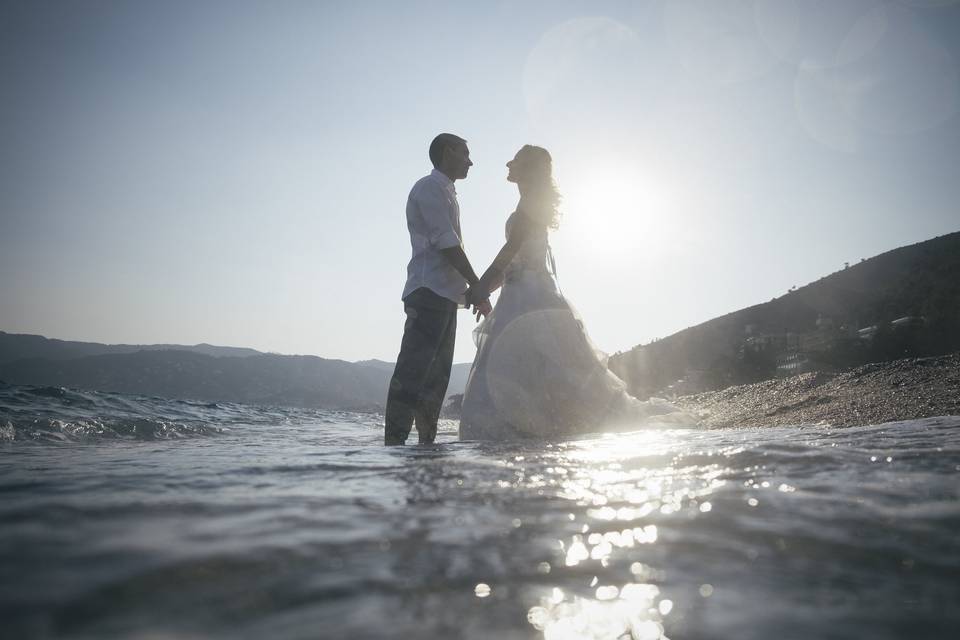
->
<box><xmin>518</xmin><ymin>145</ymin><xmax>561</xmax><ymax>229</ymax></box>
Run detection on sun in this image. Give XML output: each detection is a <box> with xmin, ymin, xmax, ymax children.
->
<box><xmin>560</xmin><ymin>166</ymin><xmax>672</xmax><ymax>261</ymax></box>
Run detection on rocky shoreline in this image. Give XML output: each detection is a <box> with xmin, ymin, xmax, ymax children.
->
<box><xmin>675</xmin><ymin>352</ymin><xmax>960</xmax><ymax>428</ymax></box>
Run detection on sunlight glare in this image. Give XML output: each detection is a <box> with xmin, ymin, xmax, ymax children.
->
<box><xmin>562</xmin><ymin>165</ymin><xmax>675</xmax><ymax>262</ymax></box>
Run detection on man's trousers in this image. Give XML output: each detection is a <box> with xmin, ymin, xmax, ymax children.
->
<box><xmin>384</xmin><ymin>288</ymin><xmax>458</xmax><ymax>445</ymax></box>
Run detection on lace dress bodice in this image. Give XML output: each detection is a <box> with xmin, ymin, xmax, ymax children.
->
<box><xmin>504</xmin><ymin>211</ymin><xmax>550</xmax><ymax>277</ymax></box>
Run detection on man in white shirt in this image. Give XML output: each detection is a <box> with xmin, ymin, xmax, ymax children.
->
<box><xmin>385</xmin><ymin>133</ymin><xmax>489</xmax><ymax>445</ymax></box>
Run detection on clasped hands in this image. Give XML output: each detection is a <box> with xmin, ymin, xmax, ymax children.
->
<box><xmin>465</xmin><ymin>284</ymin><xmax>492</xmax><ymax>322</ymax></box>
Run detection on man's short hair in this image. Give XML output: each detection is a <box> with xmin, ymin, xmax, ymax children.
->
<box><xmin>429</xmin><ymin>133</ymin><xmax>467</xmax><ymax>168</ymax></box>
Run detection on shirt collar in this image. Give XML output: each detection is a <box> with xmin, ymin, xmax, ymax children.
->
<box><xmin>430</xmin><ymin>168</ymin><xmax>456</xmax><ymax>194</ymax></box>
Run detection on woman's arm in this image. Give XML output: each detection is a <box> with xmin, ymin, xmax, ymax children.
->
<box><xmin>466</xmin><ymin>213</ymin><xmax>538</xmax><ymax>304</ymax></box>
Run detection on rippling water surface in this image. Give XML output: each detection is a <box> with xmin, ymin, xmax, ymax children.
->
<box><xmin>2</xmin><ymin>381</ymin><xmax>959</xmax><ymax>639</ymax></box>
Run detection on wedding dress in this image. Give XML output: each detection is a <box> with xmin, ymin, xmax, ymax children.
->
<box><xmin>459</xmin><ymin>212</ymin><xmax>693</xmax><ymax>440</ymax></box>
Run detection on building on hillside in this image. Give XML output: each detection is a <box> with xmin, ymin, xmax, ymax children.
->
<box><xmin>858</xmin><ymin>325</ymin><xmax>878</xmax><ymax>340</ymax></box>
<box><xmin>665</xmin><ymin>369</ymin><xmax>710</xmax><ymax>398</ymax></box>
<box><xmin>776</xmin><ymin>351</ymin><xmax>811</xmax><ymax>376</ymax></box>
<box><xmin>857</xmin><ymin>316</ymin><xmax>925</xmax><ymax>341</ymax></box>
<box><xmin>891</xmin><ymin>315</ymin><xmax>925</xmax><ymax>330</ymax></box>
<box><xmin>743</xmin><ymin>331</ymin><xmax>797</xmax><ymax>353</ymax></box>
<box><xmin>744</xmin><ymin>315</ymin><xmax>847</xmax><ymax>378</ymax></box>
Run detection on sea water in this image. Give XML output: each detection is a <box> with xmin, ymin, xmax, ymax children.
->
<box><xmin>2</xmin><ymin>381</ymin><xmax>958</xmax><ymax>639</ymax></box>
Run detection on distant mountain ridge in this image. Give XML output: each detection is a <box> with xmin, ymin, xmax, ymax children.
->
<box><xmin>609</xmin><ymin>231</ymin><xmax>960</xmax><ymax>398</ymax></box>
<box><xmin>0</xmin><ymin>333</ymin><xmax>471</xmax><ymax>411</ymax></box>
<box><xmin>0</xmin><ymin>332</ymin><xmax>263</xmax><ymax>364</ymax></box>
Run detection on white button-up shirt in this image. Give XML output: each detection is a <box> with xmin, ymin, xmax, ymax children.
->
<box><xmin>401</xmin><ymin>169</ymin><xmax>467</xmax><ymax>305</ymax></box>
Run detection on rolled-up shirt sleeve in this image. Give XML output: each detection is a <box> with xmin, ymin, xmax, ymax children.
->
<box><xmin>416</xmin><ymin>181</ymin><xmax>461</xmax><ymax>249</ymax></box>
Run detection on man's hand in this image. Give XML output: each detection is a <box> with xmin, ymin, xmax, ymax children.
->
<box><xmin>472</xmin><ymin>299</ymin><xmax>492</xmax><ymax>322</ymax></box>
<box><xmin>464</xmin><ymin>284</ymin><xmax>487</xmax><ymax>307</ymax></box>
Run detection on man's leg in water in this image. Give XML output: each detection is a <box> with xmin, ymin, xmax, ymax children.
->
<box><xmin>415</xmin><ymin>308</ymin><xmax>457</xmax><ymax>444</ymax></box>
<box><xmin>384</xmin><ymin>289</ymin><xmax>456</xmax><ymax>445</ymax></box>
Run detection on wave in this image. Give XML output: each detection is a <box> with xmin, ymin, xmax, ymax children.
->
<box><xmin>0</xmin><ymin>381</ymin><xmax>377</xmax><ymax>444</ymax></box>
<box><xmin>0</xmin><ymin>416</ymin><xmax>223</xmax><ymax>442</ymax></box>
<box><xmin>0</xmin><ymin>382</ymin><xmax>250</xmax><ymax>443</ymax></box>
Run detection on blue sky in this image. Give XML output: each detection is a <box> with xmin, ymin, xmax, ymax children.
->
<box><xmin>2</xmin><ymin>0</ymin><xmax>959</xmax><ymax>363</ymax></box>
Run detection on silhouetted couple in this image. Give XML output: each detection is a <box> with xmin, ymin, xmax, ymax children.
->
<box><xmin>384</xmin><ymin>134</ymin><xmax>689</xmax><ymax>445</ymax></box>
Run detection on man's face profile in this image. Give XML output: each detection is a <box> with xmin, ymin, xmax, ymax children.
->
<box><xmin>445</xmin><ymin>143</ymin><xmax>472</xmax><ymax>180</ymax></box>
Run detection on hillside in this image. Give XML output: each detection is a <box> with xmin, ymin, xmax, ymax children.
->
<box><xmin>0</xmin><ymin>335</ymin><xmax>472</xmax><ymax>411</ymax></box>
<box><xmin>609</xmin><ymin>231</ymin><xmax>960</xmax><ymax>399</ymax></box>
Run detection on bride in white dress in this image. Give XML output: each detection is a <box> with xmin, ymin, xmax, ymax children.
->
<box><xmin>459</xmin><ymin>145</ymin><xmax>693</xmax><ymax>440</ymax></box>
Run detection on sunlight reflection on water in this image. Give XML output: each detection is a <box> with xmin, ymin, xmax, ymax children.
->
<box><xmin>513</xmin><ymin>429</ymin><xmax>729</xmax><ymax>639</ymax></box>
